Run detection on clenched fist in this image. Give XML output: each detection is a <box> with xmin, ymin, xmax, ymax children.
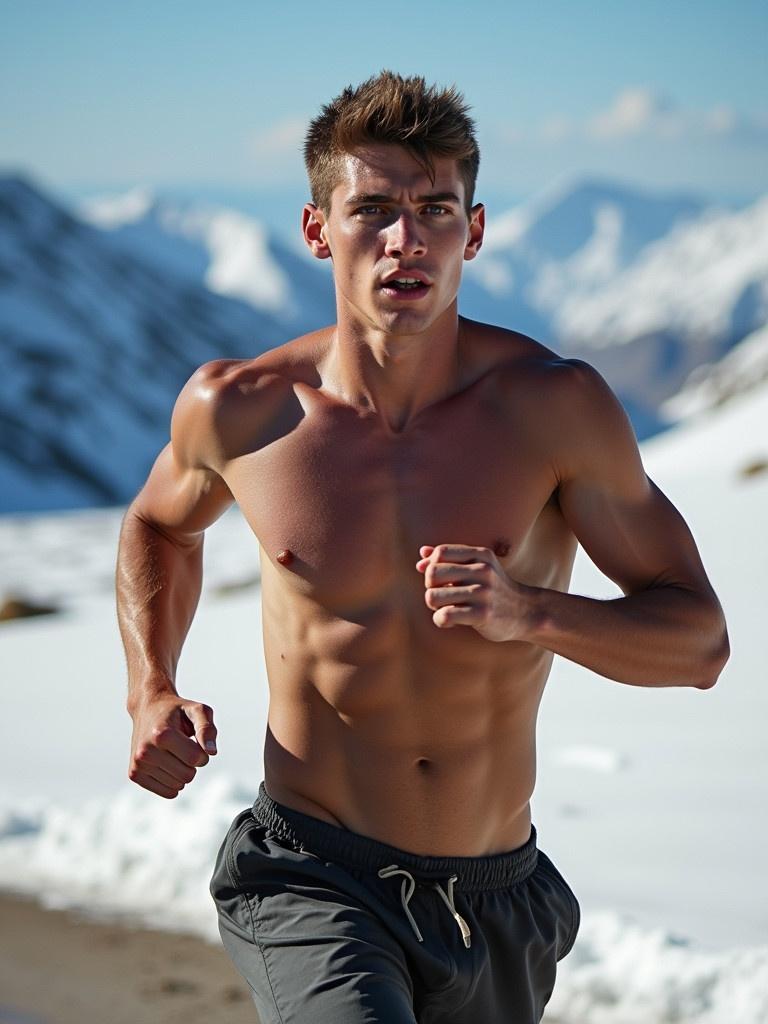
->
<box><xmin>128</xmin><ymin>692</ymin><xmax>217</xmax><ymax>799</ymax></box>
<box><xmin>416</xmin><ymin>543</ymin><xmax>535</xmax><ymax>643</ymax></box>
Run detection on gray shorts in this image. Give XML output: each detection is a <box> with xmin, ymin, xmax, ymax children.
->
<box><xmin>210</xmin><ymin>782</ymin><xmax>580</xmax><ymax>1023</ymax></box>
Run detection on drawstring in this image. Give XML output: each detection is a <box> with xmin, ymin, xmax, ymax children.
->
<box><xmin>377</xmin><ymin>866</ymin><xmax>424</xmax><ymax>943</ymax></box>
<box><xmin>377</xmin><ymin>865</ymin><xmax>472</xmax><ymax>949</ymax></box>
<box><xmin>433</xmin><ymin>875</ymin><xmax>473</xmax><ymax>949</ymax></box>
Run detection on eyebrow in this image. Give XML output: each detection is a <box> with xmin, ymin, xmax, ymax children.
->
<box><xmin>344</xmin><ymin>191</ymin><xmax>462</xmax><ymax>206</ymax></box>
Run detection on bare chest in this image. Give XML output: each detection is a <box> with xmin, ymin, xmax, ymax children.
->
<box><xmin>224</xmin><ymin>388</ymin><xmax>574</xmax><ymax>606</ymax></box>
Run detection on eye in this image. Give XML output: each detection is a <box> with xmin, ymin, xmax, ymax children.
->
<box><xmin>354</xmin><ymin>205</ymin><xmax>385</xmax><ymax>216</ymax></box>
<box><xmin>423</xmin><ymin>204</ymin><xmax>451</xmax><ymax>215</ymax></box>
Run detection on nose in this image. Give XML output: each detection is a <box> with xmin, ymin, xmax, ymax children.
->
<box><xmin>384</xmin><ymin>212</ymin><xmax>427</xmax><ymax>259</ymax></box>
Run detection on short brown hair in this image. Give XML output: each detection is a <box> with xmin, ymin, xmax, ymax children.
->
<box><xmin>304</xmin><ymin>70</ymin><xmax>480</xmax><ymax>214</ymax></box>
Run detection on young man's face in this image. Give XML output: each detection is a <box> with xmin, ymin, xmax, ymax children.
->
<box><xmin>303</xmin><ymin>143</ymin><xmax>484</xmax><ymax>338</ymax></box>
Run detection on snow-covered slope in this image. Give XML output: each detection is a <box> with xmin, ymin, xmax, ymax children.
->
<box><xmin>552</xmin><ymin>197</ymin><xmax>768</xmax><ymax>350</ymax></box>
<box><xmin>2</xmin><ymin>172</ymin><xmax>766</xmax><ymax>513</ymax></box>
<box><xmin>462</xmin><ymin>177</ymin><xmax>708</xmax><ymax>328</ymax></box>
<box><xmin>0</xmin><ymin>174</ymin><xmax>291</xmax><ymax>513</ymax></box>
<box><xmin>462</xmin><ymin>180</ymin><xmax>768</xmax><ymax>431</ymax></box>
<box><xmin>79</xmin><ymin>186</ymin><xmax>335</xmax><ymax>333</ymax></box>
<box><xmin>0</xmin><ymin>378</ymin><xmax>766</xmax><ymax>1023</ymax></box>
<box><xmin>661</xmin><ymin>321</ymin><xmax>768</xmax><ymax>422</ymax></box>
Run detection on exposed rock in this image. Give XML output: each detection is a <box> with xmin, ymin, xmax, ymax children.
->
<box><xmin>0</xmin><ymin>595</ymin><xmax>61</xmax><ymax>621</ymax></box>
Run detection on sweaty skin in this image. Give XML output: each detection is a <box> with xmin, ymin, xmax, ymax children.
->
<box><xmin>118</xmin><ymin>145</ymin><xmax>728</xmax><ymax>857</ymax></box>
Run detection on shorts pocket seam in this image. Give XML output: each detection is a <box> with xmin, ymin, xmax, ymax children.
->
<box><xmin>250</xmin><ymin>893</ymin><xmax>287</xmax><ymax>1024</ymax></box>
<box><xmin>536</xmin><ymin>855</ymin><xmax>580</xmax><ymax>959</ymax></box>
<box><xmin>225</xmin><ymin>816</ymin><xmax>256</xmax><ymax>889</ymax></box>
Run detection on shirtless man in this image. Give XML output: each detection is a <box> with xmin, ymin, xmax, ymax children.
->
<box><xmin>117</xmin><ymin>72</ymin><xmax>729</xmax><ymax>1023</ymax></box>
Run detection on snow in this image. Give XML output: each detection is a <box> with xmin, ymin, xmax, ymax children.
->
<box><xmin>81</xmin><ymin>185</ymin><xmax>155</xmax><ymax>227</ymax></box>
<box><xmin>662</xmin><ymin>322</ymin><xmax>768</xmax><ymax>421</ymax></box>
<box><xmin>4</xmin><ymin>173</ymin><xmax>765</xmax><ymax>513</ymax></box>
<box><xmin>556</xmin><ymin>197</ymin><xmax>768</xmax><ymax>347</ymax></box>
<box><xmin>1</xmin><ymin>378</ymin><xmax>767</xmax><ymax>1024</ymax></box>
<box><xmin>1</xmin><ymin>244</ymin><xmax>768</xmax><ymax>1021</ymax></box>
<box><xmin>548</xmin><ymin>914</ymin><xmax>768</xmax><ymax>1024</ymax></box>
<box><xmin>80</xmin><ymin>189</ymin><xmax>303</xmax><ymax>319</ymax></box>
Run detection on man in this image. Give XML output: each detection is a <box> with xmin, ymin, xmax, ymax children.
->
<box><xmin>117</xmin><ymin>72</ymin><xmax>729</xmax><ymax>1023</ymax></box>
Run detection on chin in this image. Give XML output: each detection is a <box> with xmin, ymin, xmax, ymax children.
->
<box><xmin>378</xmin><ymin>314</ymin><xmax>436</xmax><ymax>337</ymax></box>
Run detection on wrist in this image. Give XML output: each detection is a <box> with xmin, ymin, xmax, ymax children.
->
<box><xmin>126</xmin><ymin>673</ymin><xmax>178</xmax><ymax>717</ymax></box>
<box><xmin>513</xmin><ymin>583</ymin><xmax>553</xmax><ymax>643</ymax></box>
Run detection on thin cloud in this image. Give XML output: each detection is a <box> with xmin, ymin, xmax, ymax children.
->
<box><xmin>245</xmin><ymin>117</ymin><xmax>308</xmax><ymax>183</ymax></box>
<box><xmin>588</xmin><ymin>88</ymin><xmax>679</xmax><ymax>139</ymax></box>
<box><xmin>538</xmin><ymin>115</ymin><xmax>574</xmax><ymax>143</ymax></box>
<box><xmin>524</xmin><ymin>89</ymin><xmax>768</xmax><ymax>146</ymax></box>
<box><xmin>249</xmin><ymin>117</ymin><xmax>307</xmax><ymax>160</ymax></box>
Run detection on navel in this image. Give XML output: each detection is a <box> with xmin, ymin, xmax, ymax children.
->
<box><xmin>414</xmin><ymin>757</ymin><xmax>433</xmax><ymax>772</ymax></box>
<box><xmin>276</xmin><ymin>548</ymin><xmax>294</xmax><ymax>567</ymax></box>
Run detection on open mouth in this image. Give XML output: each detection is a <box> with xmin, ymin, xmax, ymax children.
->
<box><xmin>388</xmin><ymin>278</ymin><xmax>423</xmax><ymax>290</ymax></box>
<box><xmin>380</xmin><ymin>276</ymin><xmax>431</xmax><ymax>298</ymax></box>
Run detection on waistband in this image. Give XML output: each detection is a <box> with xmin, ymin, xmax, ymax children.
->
<box><xmin>252</xmin><ymin>782</ymin><xmax>538</xmax><ymax>892</ymax></box>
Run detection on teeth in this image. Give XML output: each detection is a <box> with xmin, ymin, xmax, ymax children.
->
<box><xmin>389</xmin><ymin>277</ymin><xmax>422</xmax><ymax>288</ymax></box>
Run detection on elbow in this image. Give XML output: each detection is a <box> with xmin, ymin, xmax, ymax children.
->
<box><xmin>694</xmin><ymin>623</ymin><xmax>730</xmax><ymax>690</ymax></box>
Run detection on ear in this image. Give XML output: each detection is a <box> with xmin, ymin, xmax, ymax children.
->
<box><xmin>302</xmin><ymin>203</ymin><xmax>332</xmax><ymax>260</ymax></box>
<box><xmin>463</xmin><ymin>203</ymin><xmax>485</xmax><ymax>261</ymax></box>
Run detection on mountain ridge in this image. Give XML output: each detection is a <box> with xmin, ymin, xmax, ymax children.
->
<box><xmin>1</xmin><ymin>170</ymin><xmax>765</xmax><ymax>513</ymax></box>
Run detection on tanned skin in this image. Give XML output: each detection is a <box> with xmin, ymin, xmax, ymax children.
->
<box><xmin>117</xmin><ymin>144</ymin><xmax>729</xmax><ymax>856</ymax></box>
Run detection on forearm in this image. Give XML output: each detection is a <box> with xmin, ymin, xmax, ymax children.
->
<box><xmin>523</xmin><ymin>583</ymin><xmax>729</xmax><ymax>688</ymax></box>
<box><xmin>116</xmin><ymin>506</ymin><xmax>204</xmax><ymax>710</ymax></box>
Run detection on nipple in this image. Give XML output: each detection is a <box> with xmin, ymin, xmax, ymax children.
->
<box><xmin>493</xmin><ymin>539</ymin><xmax>510</xmax><ymax>558</ymax></box>
<box><xmin>276</xmin><ymin>548</ymin><xmax>294</xmax><ymax>567</ymax></box>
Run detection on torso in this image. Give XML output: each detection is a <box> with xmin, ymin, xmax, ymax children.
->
<box><xmin>216</xmin><ymin>320</ymin><xmax>579</xmax><ymax>855</ymax></box>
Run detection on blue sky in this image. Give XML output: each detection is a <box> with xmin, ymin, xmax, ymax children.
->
<box><xmin>2</xmin><ymin>0</ymin><xmax>767</xmax><ymax>212</ymax></box>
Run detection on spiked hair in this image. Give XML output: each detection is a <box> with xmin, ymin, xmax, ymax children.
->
<box><xmin>304</xmin><ymin>70</ymin><xmax>480</xmax><ymax>213</ymax></box>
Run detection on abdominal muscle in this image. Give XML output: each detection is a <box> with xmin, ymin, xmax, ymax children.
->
<box><xmin>259</xmin><ymin>574</ymin><xmax>552</xmax><ymax>857</ymax></box>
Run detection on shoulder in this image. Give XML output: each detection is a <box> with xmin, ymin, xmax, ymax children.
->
<box><xmin>176</xmin><ymin>356</ymin><xmax>295</xmax><ymax>413</ymax></box>
<box><xmin>169</xmin><ymin>347</ymin><xmax>307</xmax><ymax>471</ymax></box>
<box><xmin>465</xmin><ymin>320</ymin><xmax>607</xmax><ymax>403</ymax></box>
<box><xmin>467</xmin><ymin>321</ymin><xmax>640</xmax><ymax>476</ymax></box>
<box><xmin>538</xmin><ymin>358</ymin><xmax>644</xmax><ymax>487</ymax></box>
<box><xmin>469</xmin><ymin>318</ymin><xmax>629</xmax><ymax>425</ymax></box>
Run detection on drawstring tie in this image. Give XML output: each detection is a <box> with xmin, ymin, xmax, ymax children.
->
<box><xmin>377</xmin><ymin>865</ymin><xmax>472</xmax><ymax>949</ymax></box>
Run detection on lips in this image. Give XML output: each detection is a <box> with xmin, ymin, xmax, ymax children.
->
<box><xmin>379</xmin><ymin>269</ymin><xmax>433</xmax><ymax>299</ymax></box>
<box><xmin>380</xmin><ymin>269</ymin><xmax>432</xmax><ymax>288</ymax></box>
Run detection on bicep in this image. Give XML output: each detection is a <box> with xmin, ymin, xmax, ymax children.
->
<box><xmin>554</xmin><ymin>361</ymin><xmax>713</xmax><ymax>596</ymax></box>
<box><xmin>131</xmin><ymin>443</ymin><xmax>234</xmax><ymax>544</ymax></box>
<box><xmin>130</xmin><ymin>364</ymin><xmax>235</xmax><ymax>543</ymax></box>
<box><xmin>558</xmin><ymin>471</ymin><xmax>711</xmax><ymax>596</ymax></box>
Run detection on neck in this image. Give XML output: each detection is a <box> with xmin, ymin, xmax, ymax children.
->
<box><xmin>321</xmin><ymin>305</ymin><xmax>464</xmax><ymax>434</ymax></box>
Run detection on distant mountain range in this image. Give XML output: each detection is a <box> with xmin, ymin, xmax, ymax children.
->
<box><xmin>1</xmin><ymin>171</ymin><xmax>766</xmax><ymax>513</ymax></box>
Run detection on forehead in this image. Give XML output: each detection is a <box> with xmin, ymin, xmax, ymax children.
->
<box><xmin>331</xmin><ymin>144</ymin><xmax>465</xmax><ymax>205</ymax></box>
